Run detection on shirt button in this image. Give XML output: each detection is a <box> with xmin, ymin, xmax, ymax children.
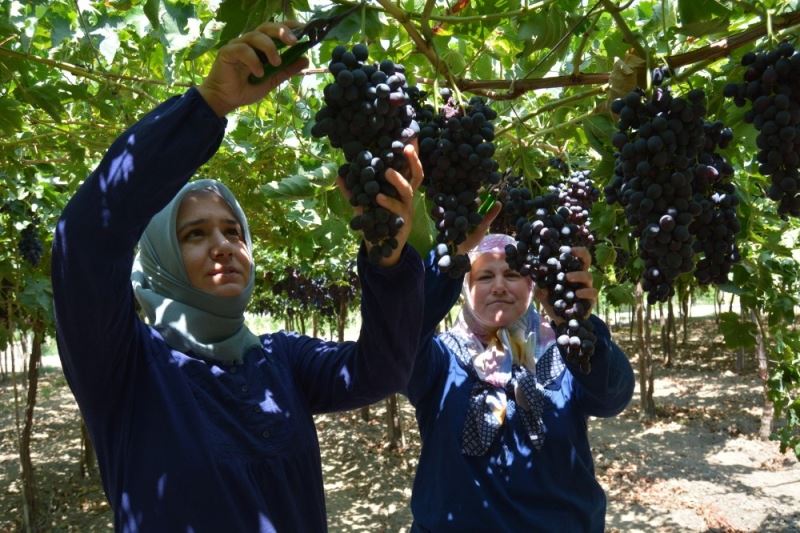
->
<box><xmin>229</xmin><ymin>366</ymin><xmax>237</xmax><ymax>374</ymax></box>
<box><xmin>241</xmin><ymin>385</ymin><xmax>249</xmax><ymax>393</ymax></box>
<box><xmin>261</xmin><ymin>429</ymin><xmax>271</xmax><ymax>438</ymax></box>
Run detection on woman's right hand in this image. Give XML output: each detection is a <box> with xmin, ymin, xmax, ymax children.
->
<box><xmin>197</xmin><ymin>22</ymin><xmax>309</xmax><ymax>117</ymax></box>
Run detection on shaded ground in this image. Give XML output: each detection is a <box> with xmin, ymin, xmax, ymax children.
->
<box><xmin>1</xmin><ymin>318</ymin><xmax>799</xmax><ymax>532</ymax></box>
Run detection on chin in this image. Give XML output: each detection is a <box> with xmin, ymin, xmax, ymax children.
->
<box><xmin>208</xmin><ymin>285</ymin><xmax>245</xmax><ymax>297</ymax></box>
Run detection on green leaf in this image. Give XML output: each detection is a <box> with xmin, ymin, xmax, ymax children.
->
<box><xmin>581</xmin><ymin>114</ymin><xmax>615</xmax><ymax>155</ymax></box>
<box><xmin>677</xmin><ymin>0</ymin><xmax>731</xmax><ymax>25</ymax></box>
<box><xmin>594</xmin><ymin>242</ymin><xmax>617</xmax><ymax>268</ymax></box>
<box><xmin>719</xmin><ymin>311</ymin><xmax>757</xmax><ymax>349</ymax></box>
<box><xmin>0</xmin><ymin>99</ymin><xmax>24</xmax><ymax>135</ymax></box>
<box><xmin>407</xmin><ymin>191</ymin><xmax>435</xmax><ymax>257</ymax></box>
<box><xmin>605</xmin><ymin>282</ymin><xmax>636</xmax><ymax>306</ymax></box>
<box><xmin>14</xmin><ymin>85</ymin><xmax>66</xmax><ymax>122</ymax></box>
<box><xmin>19</xmin><ymin>275</ymin><xmax>53</xmax><ymax>316</ymax></box>
<box><xmin>676</xmin><ymin>18</ymin><xmax>730</xmax><ymax>37</ymax></box>
<box><xmin>261</xmin><ymin>163</ymin><xmax>338</xmax><ymax>200</ymax></box>
<box><xmin>145</xmin><ymin>0</ymin><xmax>160</xmax><ymax>30</ymax></box>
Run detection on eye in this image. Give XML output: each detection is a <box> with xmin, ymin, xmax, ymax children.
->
<box><xmin>182</xmin><ymin>228</ymin><xmax>204</xmax><ymax>241</ymax></box>
<box><xmin>226</xmin><ymin>227</ymin><xmax>242</xmax><ymax>239</ymax></box>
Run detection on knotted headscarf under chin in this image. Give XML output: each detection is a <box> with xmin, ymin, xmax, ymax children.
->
<box><xmin>131</xmin><ymin>179</ymin><xmax>261</xmax><ymax>364</ymax></box>
<box><xmin>444</xmin><ymin>233</ymin><xmax>561</xmax><ymax>455</ymax></box>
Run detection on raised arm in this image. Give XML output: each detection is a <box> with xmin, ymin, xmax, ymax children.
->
<box><xmin>290</xmin><ymin>143</ymin><xmax>426</xmax><ymax>412</ymax></box>
<box><xmin>52</xmin><ymin>23</ymin><xmax>307</xmax><ymax>414</ymax></box>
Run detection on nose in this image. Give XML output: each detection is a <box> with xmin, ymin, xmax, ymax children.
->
<box><xmin>209</xmin><ymin>229</ymin><xmax>234</xmax><ymax>258</ymax></box>
<box><xmin>490</xmin><ymin>276</ymin><xmax>507</xmax><ymax>294</ymax></box>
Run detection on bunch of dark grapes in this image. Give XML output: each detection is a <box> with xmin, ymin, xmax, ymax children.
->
<box><xmin>489</xmin><ymin>169</ymin><xmax>535</xmax><ymax>235</ymax></box>
<box><xmin>689</xmin><ymin>121</ymin><xmax>741</xmax><ymax>285</ymax></box>
<box><xmin>311</xmin><ymin>43</ymin><xmax>419</xmax><ymax>263</ymax></box>
<box><xmin>651</xmin><ymin>66</ymin><xmax>672</xmax><ymax>86</ymax></box>
<box><xmin>413</xmin><ymin>88</ymin><xmax>501</xmax><ymax>277</ymax></box>
<box><xmin>505</xmin><ymin>171</ymin><xmax>600</xmax><ymax>373</ymax></box>
<box><xmin>548</xmin><ymin>156</ymin><xmax>570</xmax><ymax>177</ymax></box>
<box><xmin>604</xmin><ymin>87</ymin><xmax>707</xmax><ymax>304</ymax></box>
<box><xmin>18</xmin><ymin>224</ymin><xmax>43</xmax><ymax>267</ymax></box>
<box><xmin>723</xmin><ymin>42</ymin><xmax>800</xmax><ymax>217</ymax></box>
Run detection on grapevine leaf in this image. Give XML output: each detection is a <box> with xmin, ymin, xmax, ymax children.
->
<box><xmin>144</xmin><ymin>0</ymin><xmax>160</xmax><ymax>30</ymax></box>
<box><xmin>594</xmin><ymin>242</ymin><xmax>617</xmax><ymax>268</ymax></box>
<box><xmin>677</xmin><ymin>0</ymin><xmax>731</xmax><ymax>25</ymax></box>
<box><xmin>0</xmin><ymin>99</ymin><xmax>24</xmax><ymax>135</ymax></box>
<box><xmin>261</xmin><ymin>163</ymin><xmax>338</xmax><ymax>200</ymax></box>
<box><xmin>407</xmin><ymin>192</ymin><xmax>435</xmax><ymax>257</ymax></box>
<box><xmin>719</xmin><ymin>311</ymin><xmax>757</xmax><ymax>349</ymax></box>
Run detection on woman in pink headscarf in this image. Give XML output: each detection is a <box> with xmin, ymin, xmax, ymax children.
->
<box><xmin>404</xmin><ymin>209</ymin><xmax>634</xmax><ymax>532</ymax></box>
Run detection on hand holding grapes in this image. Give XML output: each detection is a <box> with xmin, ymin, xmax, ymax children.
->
<box><xmin>534</xmin><ymin>246</ymin><xmax>597</xmax><ymax>327</ymax></box>
<box><xmin>337</xmin><ymin>139</ymin><xmax>424</xmax><ymax>267</ymax></box>
<box><xmin>198</xmin><ymin>22</ymin><xmax>309</xmax><ymax>117</ymax></box>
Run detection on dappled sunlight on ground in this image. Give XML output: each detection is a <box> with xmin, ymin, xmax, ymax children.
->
<box><xmin>1</xmin><ymin>317</ymin><xmax>798</xmax><ymax>531</ymax></box>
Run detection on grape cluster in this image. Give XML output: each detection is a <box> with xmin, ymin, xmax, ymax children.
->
<box><xmin>548</xmin><ymin>156</ymin><xmax>570</xmax><ymax>177</ymax></box>
<box><xmin>270</xmin><ymin>266</ymin><xmax>360</xmax><ymax>321</ymax></box>
<box><xmin>489</xmin><ymin>169</ymin><xmax>535</xmax><ymax>235</ymax></box>
<box><xmin>18</xmin><ymin>224</ymin><xmax>43</xmax><ymax>267</ymax></box>
<box><xmin>311</xmin><ymin>43</ymin><xmax>419</xmax><ymax>263</ymax></box>
<box><xmin>505</xmin><ymin>172</ymin><xmax>600</xmax><ymax>373</ymax></box>
<box><xmin>689</xmin><ymin>121</ymin><xmax>741</xmax><ymax>285</ymax></box>
<box><xmin>651</xmin><ymin>66</ymin><xmax>672</xmax><ymax>87</ymax></box>
<box><xmin>724</xmin><ymin>42</ymin><xmax>800</xmax><ymax>217</ymax></box>
<box><xmin>413</xmin><ymin>89</ymin><xmax>500</xmax><ymax>277</ymax></box>
<box><xmin>604</xmin><ymin>87</ymin><xmax>708</xmax><ymax>304</ymax></box>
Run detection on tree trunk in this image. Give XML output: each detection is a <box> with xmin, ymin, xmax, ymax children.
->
<box><xmin>337</xmin><ymin>300</ymin><xmax>347</xmax><ymax>343</ymax></box>
<box><xmin>752</xmin><ymin>309</ymin><xmax>774</xmax><ymax>439</ymax></box>
<box><xmin>637</xmin><ymin>284</ymin><xmax>656</xmax><ymax>418</ymax></box>
<box><xmin>20</xmin><ymin>324</ymin><xmax>44</xmax><ymax>531</ymax></box>
<box><xmin>79</xmin><ymin>417</ymin><xmax>96</xmax><ymax>478</ymax></box>
<box><xmin>665</xmin><ymin>296</ymin><xmax>675</xmax><ymax>367</ymax></box>
<box><xmin>385</xmin><ymin>394</ymin><xmax>403</xmax><ymax>449</ymax></box>
<box><xmin>311</xmin><ymin>313</ymin><xmax>318</xmax><ymax>338</ymax></box>
<box><xmin>629</xmin><ymin>303</ymin><xmax>635</xmax><ymax>342</ymax></box>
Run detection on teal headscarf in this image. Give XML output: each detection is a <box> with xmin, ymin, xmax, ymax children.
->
<box><xmin>131</xmin><ymin>179</ymin><xmax>261</xmax><ymax>364</ymax></box>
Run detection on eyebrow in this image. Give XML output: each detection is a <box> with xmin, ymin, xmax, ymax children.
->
<box><xmin>177</xmin><ymin>217</ymin><xmax>241</xmax><ymax>234</ymax></box>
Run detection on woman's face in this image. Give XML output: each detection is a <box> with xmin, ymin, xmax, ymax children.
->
<box><xmin>468</xmin><ymin>252</ymin><xmax>532</xmax><ymax>329</ymax></box>
<box><xmin>176</xmin><ymin>191</ymin><xmax>252</xmax><ymax>297</ymax></box>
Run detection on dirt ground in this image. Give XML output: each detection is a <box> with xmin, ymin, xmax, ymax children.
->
<box><xmin>1</xmin><ymin>318</ymin><xmax>799</xmax><ymax>532</ymax></box>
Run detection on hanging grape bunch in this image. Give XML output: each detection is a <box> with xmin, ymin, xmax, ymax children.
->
<box><xmin>548</xmin><ymin>156</ymin><xmax>570</xmax><ymax>177</ymax></box>
<box><xmin>490</xmin><ymin>169</ymin><xmax>536</xmax><ymax>236</ymax></box>
<box><xmin>723</xmin><ymin>42</ymin><xmax>800</xmax><ymax>217</ymax></box>
<box><xmin>311</xmin><ymin>43</ymin><xmax>419</xmax><ymax>263</ymax></box>
<box><xmin>604</xmin><ymin>86</ymin><xmax>707</xmax><ymax>304</ymax></box>
<box><xmin>414</xmin><ymin>88</ymin><xmax>501</xmax><ymax>278</ymax></box>
<box><xmin>689</xmin><ymin>121</ymin><xmax>741</xmax><ymax>285</ymax></box>
<box><xmin>18</xmin><ymin>223</ymin><xmax>43</xmax><ymax>267</ymax></box>
<box><xmin>505</xmin><ymin>171</ymin><xmax>600</xmax><ymax>373</ymax></box>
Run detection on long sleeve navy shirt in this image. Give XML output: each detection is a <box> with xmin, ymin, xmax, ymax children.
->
<box><xmin>51</xmin><ymin>88</ymin><xmax>424</xmax><ymax>532</ymax></box>
<box><xmin>404</xmin><ymin>252</ymin><xmax>635</xmax><ymax>532</ymax></box>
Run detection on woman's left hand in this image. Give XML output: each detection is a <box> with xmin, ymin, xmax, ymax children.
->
<box><xmin>534</xmin><ymin>246</ymin><xmax>598</xmax><ymax>326</ymax></box>
<box><xmin>336</xmin><ymin>139</ymin><xmax>424</xmax><ymax>267</ymax></box>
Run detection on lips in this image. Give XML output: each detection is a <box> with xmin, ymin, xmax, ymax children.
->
<box><xmin>208</xmin><ymin>267</ymin><xmax>240</xmax><ymax>277</ymax></box>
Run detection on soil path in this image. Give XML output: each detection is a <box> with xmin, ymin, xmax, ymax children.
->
<box><xmin>1</xmin><ymin>319</ymin><xmax>798</xmax><ymax>532</ymax></box>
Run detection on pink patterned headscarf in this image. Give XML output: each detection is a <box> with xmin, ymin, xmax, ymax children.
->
<box><xmin>461</xmin><ymin>234</ymin><xmax>533</xmax><ymax>340</ymax></box>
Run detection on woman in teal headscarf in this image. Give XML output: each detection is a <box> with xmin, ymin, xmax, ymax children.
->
<box><xmin>52</xmin><ymin>22</ymin><xmax>425</xmax><ymax>532</ymax></box>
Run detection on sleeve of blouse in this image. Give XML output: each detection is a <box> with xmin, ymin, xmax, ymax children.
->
<box><xmin>51</xmin><ymin>88</ymin><xmax>226</xmax><ymax>418</ymax></box>
<box><xmin>403</xmin><ymin>249</ymin><xmax>462</xmax><ymax>406</ymax></box>
<box><xmin>287</xmin><ymin>243</ymin><xmax>425</xmax><ymax>413</ymax></box>
<box><xmin>569</xmin><ymin>315</ymin><xmax>635</xmax><ymax>418</ymax></box>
